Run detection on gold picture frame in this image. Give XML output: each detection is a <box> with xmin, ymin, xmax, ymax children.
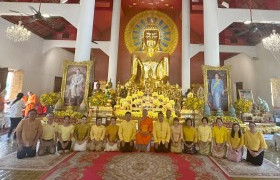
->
<box><xmin>202</xmin><ymin>65</ymin><xmax>232</xmax><ymax>111</ymax></box>
<box><xmin>238</xmin><ymin>89</ymin><xmax>254</xmax><ymax>102</ymax></box>
<box><xmin>61</xmin><ymin>60</ymin><xmax>93</xmax><ymax>108</ymax></box>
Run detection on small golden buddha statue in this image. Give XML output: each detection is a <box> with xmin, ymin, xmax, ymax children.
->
<box><xmin>126</xmin><ymin>20</ymin><xmax>169</xmax><ymax>87</ymax></box>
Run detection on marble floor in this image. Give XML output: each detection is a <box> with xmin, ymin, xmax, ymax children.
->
<box><xmin>0</xmin><ymin>132</ymin><xmax>279</xmax><ymax>180</ymax></box>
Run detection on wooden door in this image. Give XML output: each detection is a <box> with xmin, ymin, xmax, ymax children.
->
<box><xmin>236</xmin><ymin>82</ymin><xmax>243</xmax><ymax>99</ymax></box>
<box><xmin>53</xmin><ymin>76</ymin><xmax>62</xmax><ymax>92</ymax></box>
<box><xmin>0</xmin><ymin>68</ymin><xmax>8</xmax><ymax>92</ymax></box>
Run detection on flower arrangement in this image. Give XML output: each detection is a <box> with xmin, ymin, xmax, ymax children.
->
<box><xmin>89</xmin><ymin>92</ymin><xmax>107</xmax><ymax>106</ymax></box>
<box><xmin>137</xmin><ymin>91</ymin><xmax>144</xmax><ymax>97</ymax></box>
<box><xmin>208</xmin><ymin>116</ymin><xmax>243</xmax><ymax>124</ymax></box>
<box><xmin>132</xmin><ymin>93</ymin><xmax>138</xmax><ymax>98</ymax></box>
<box><xmin>54</xmin><ymin>109</ymin><xmax>83</xmax><ymax>119</ymax></box>
<box><xmin>183</xmin><ymin>96</ymin><xmax>203</xmax><ymax>111</ymax></box>
<box><xmin>126</xmin><ymin>96</ymin><xmax>132</xmax><ymax>102</ymax></box>
<box><xmin>152</xmin><ymin>92</ymin><xmax>158</xmax><ymax>97</ymax></box>
<box><xmin>234</xmin><ymin>99</ymin><xmax>252</xmax><ymax>114</ymax></box>
<box><xmin>169</xmin><ymin>100</ymin><xmax>175</xmax><ymax>106</ymax></box>
<box><xmin>158</xmin><ymin>95</ymin><xmax>164</xmax><ymax>100</ymax></box>
<box><xmin>153</xmin><ymin>99</ymin><xmax>161</xmax><ymax>106</ymax></box>
<box><xmin>40</xmin><ymin>92</ymin><xmax>60</xmax><ymax>106</ymax></box>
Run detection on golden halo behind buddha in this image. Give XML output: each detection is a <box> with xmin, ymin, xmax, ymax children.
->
<box><xmin>125</xmin><ymin>10</ymin><xmax>178</xmax><ymax>55</ymax></box>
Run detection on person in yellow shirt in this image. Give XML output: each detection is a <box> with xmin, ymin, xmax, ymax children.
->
<box><xmin>170</xmin><ymin>117</ymin><xmax>183</xmax><ymax>153</ymax></box>
<box><xmin>183</xmin><ymin>118</ymin><xmax>197</xmax><ymax>154</ymax></box>
<box><xmin>212</xmin><ymin>118</ymin><xmax>228</xmax><ymax>158</ymax></box>
<box><xmin>57</xmin><ymin>116</ymin><xmax>75</xmax><ymax>154</ymax></box>
<box><xmin>38</xmin><ymin>113</ymin><xmax>57</xmax><ymax>156</ymax></box>
<box><xmin>227</xmin><ymin>123</ymin><xmax>244</xmax><ymax>162</ymax></box>
<box><xmin>89</xmin><ymin>117</ymin><xmax>106</xmax><ymax>152</ymax></box>
<box><xmin>104</xmin><ymin>117</ymin><xmax>119</xmax><ymax>152</ymax></box>
<box><xmin>244</xmin><ymin>122</ymin><xmax>267</xmax><ymax>166</ymax></box>
<box><xmin>153</xmin><ymin>112</ymin><xmax>170</xmax><ymax>153</ymax></box>
<box><xmin>197</xmin><ymin>117</ymin><xmax>212</xmax><ymax>155</ymax></box>
<box><xmin>164</xmin><ymin>109</ymin><xmax>174</xmax><ymax>126</ymax></box>
<box><xmin>118</xmin><ymin>112</ymin><xmax>136</xmax><ymax>152</ymax></box>
<box><xmin>73</xmin><ymin>115</ymin><xmax>91</xmax><ymax>152</ymax></box>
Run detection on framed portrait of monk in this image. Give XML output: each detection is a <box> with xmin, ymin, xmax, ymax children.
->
<box><xmin>202</xmin><ymin>65</ymin><xmax>232</xmax><ymax>112</ymax></box>
<box><xmin>61</xmin><ymin>60</ymin><xmax>93</xmax><ymax>107</ymax></box>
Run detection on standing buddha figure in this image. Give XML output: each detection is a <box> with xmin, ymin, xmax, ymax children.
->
<box><xmin>126</xmin><ymin>20</ymin><xmax>170</xmax><ymax>87</ymax></box>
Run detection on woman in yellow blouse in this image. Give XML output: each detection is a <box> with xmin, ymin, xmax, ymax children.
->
<box><xmin>57</xmin><ymin>116</ymin><xmax>75</xmax><ymax>154</ymax></box>
<box><xmin>183</xmin><ymin>118</ymin><xmax>197</xmax><ymax>154</ymax></box>
<box><xmin>73</xmin><ymin>115</ymin><xmax>91</xmax><ymax>152</ymax></box>
<box><xmin>244</xmin><ymin>122</ymin><xmax>267</xmax><ymax>166</ymax></box>
<box><xmin>170</xmin><ymin>118</ymin><xmax>183</xmax><ymax>153</ymax></box>
<box><xmin>227</xmin><ymin>123</ymin><xmax>244</xmax><ymax>162</ymax></box>
<box><xmin>104</xmin><ymin>117</ymin><xmax>119</xmax><ymax>152</ymax></box>
<box><xmin>197</xmin><ymin>117</ymin><xmax>212</xmax><ymax>155</ymax></box>
<box><xmin>212</xmin><ymin>118</ymin><xmax>228</xmax><ymax>158</ymax></box>
<box><xmin>89</xmin><ymin>117</ymin><xmax>106</xmax><ymax>152</ymax></box>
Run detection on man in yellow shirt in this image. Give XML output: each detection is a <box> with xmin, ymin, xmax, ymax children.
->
<box><xmin>153</xmin><ymin>112</ymin><xmax>170</xmax><ymax>153</ymax></box>
<box><xmin>89</xmin><ymin>117</ymin><xmax>106</xmax><ymax>151</ymax></box>
<box><xmin>164</xmin><ymin>110</ymin><xmax>174</xmax><ymax>126</ymax></box>
<box><xmin>16</xmin><ymin>109</ymin><xmax>42</xmax><ymax>159</ymax></box>
<box><xmin>38</xmin><ymin>113</ymin><xmax>57</xmax><ymax>156</ymax></box>
<box><xmin>118</xmin><ymin>112</ymin><xmax>136</xmax><ymax>152</ymax></box>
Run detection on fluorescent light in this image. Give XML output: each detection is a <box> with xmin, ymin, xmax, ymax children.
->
<box><xmin>244</xmin><ymin>21</ymin><xmax>252</xmax><ymax>25</ymax></box>
<box><xmin>42</xmin><ymin>14</ymin><xmax>50</xmax><ymax>18</ymax></box>
<box><xmin>60</xmin><ymin>0</ymin><xmax>68</xmax><ymax>3</ymax></box>
<box><xmin>221</xmin><ymin>2</ymin><xmax>229</xmax><ymax>8</ymax></box>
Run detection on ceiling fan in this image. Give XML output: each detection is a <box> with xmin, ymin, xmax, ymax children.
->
<box><xmin>9</xmin><ymin>0</ymin><xmax>58</xmax><ymax>25</ymax></box>
<box><xmin>234</xmin><ymin>0</ymin><xmax>262</xmax><ymax>37</ymax></box>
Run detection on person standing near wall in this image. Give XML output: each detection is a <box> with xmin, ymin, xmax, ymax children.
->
<box><xmin>8</xmin><ymin>93</ymin><xmax>25</xmax><ymax>140</ymax></box>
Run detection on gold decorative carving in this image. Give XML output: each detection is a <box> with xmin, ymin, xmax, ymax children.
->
<box><xmin>125</xmin><ymin>10</ymin><xmax>178</xmax><ymax>55</ymax></box>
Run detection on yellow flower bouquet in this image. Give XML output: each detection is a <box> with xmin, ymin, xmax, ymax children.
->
<box><xmin>234</xmin><ymin>99</ymin><xmax>252</xmax><ymax>114</ymax></box>
<box><xmin>40</xmin><ymin>92</ymin><xmax>60</xmax><ymax>106</ymax></box>
<box><xmin>89</xmin><ymin>92</ymin><xmax>107</xmax><ymax>106</ymax></box>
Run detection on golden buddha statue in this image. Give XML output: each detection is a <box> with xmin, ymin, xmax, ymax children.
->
<box><xmin>126</xmin><ymin>20</ymin><xmax>169</xmax><ymax>87</ymax></box>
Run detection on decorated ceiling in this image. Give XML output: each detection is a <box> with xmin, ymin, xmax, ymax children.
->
<box><xmin>1</xmin><ymin>0</ymin><xmax>280</xmax><ymax>46</ymax></box>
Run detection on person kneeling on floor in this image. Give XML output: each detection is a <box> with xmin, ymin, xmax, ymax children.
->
<box><xmin>153</xmin><ymin>112</ymin><xmax>170</xmax><ymax>153</ymax></box>
<box><xmin>119</xmin><ymin>112</ymin><xmax>136</xmax><ymax>152</ymax></box>
<box><xmin>73</xmin><ymin>115</ymin><xmax>91</xmax><ymax>152</ymax></box>
<box><xmin>38</xmin><ymin>112</ymin><xmax>57</xmax><ymax>156</ymax></box>
<box><xmin>57</xmin><ymin>116</ymin><xmax>75</xmax><ymax>154</ymax></box>
<box><xmin>16</xmin><ymin>109</ymin><xmax>42</xmax><ymax>159</ymax></box>
<box><xmin>88</xmin><ymin>117</ymin><xmax>106</xmax><ymax>152</ymax></box>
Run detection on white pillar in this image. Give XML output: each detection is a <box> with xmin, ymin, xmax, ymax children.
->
<box><xmin>108</xmin><ymin>0</ymin><xmax>121</xmax><ymax>88</ymax></box>
<box><xmin>182</xmin><ymin>0</ymin><xmax>191</xmax><ymax>94</ymax></box>
<box><xmin>74</xmin><ymin>0</ymin><xmax>95</xmax><ymax>62</ymax></box>
<box><xmin>203</xmin><ymin>0</ymin><xmax>220</xmax><ymax>66</ymax></box>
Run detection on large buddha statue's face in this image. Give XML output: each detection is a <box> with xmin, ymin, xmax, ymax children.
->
<box><xmin>143</xmin><ymin>29</ymin><xmax>159</xmax><ymax>49</ymax></box>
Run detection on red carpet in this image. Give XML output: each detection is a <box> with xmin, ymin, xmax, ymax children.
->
<box><xmin>41</xmin><ymin>152</ymin><xmax>230</xmax><ymax>180</ymax></box>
